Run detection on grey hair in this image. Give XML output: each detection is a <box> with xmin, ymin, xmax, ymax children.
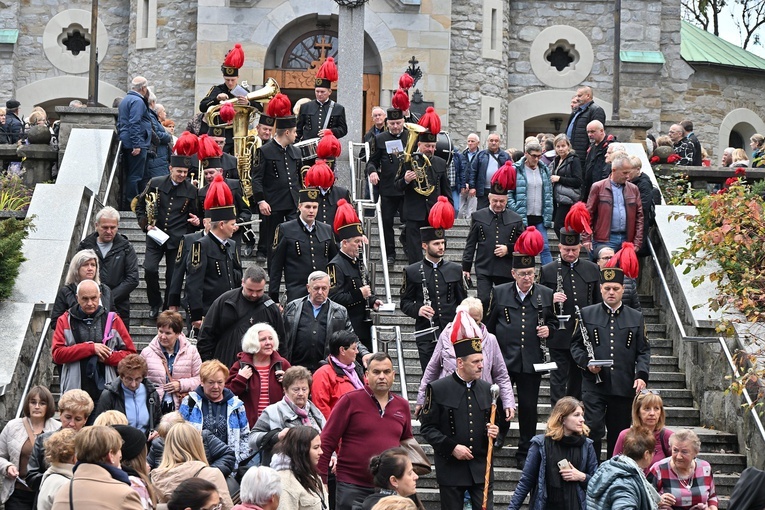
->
<box><xmin>307</xmin><ymin>270</ymin><xmax>330</xmax><ymax>285</ymax></box>
<box><xmin>611</xmin><ymin>154</ymin><xmax>632</xmax><ymax>171</ymax></box>
<box><xmin>243</xmin><ymin>265</ymin><xmax>266</xmax><ymax>283</ymax></box>
<box><xmin>95</xmin><ymin>206</ymin><xmax>120</xmax><ymax>224</ymax></box>
<box><xmin>724</xmin><ymin>147</ymin><xmax>735</xmax><ymax>155</ymax></box>
<box><xmin>69</xmin><ymin>99</ymin><xmax>83</xmax><ymax>107</ymax></box>
<box><xmin>130</xmin><ymin>76</ymin><xmax>147</xmax><ymax>91</ymax></box>
<box><xmin>239</xmin><ymin>466</ymin><xmax>282</xmax><ymax>506</ymax></box>
<box><xmin>241</xmin><ymin>322</ymin><xmax>280</xmax><ymax>354</ymax></box>
<box><xmin>669</xmin><ymin>428</ymin><xmax>701</xmax><ymax>453</ymax></box>
<box><xmin>75</xmin><ymin>279</ymin><xmax>100</xmax><ymax>297</ymax></box>
<box><xmin>524</xmin><ymin>141</ymin><xmax>542</xmax><ymax>154</ymax></box>
<box><xmin>66</xmin><ymin>249</ymin><xmax>101</xmax><ymax>285</ymax></box>
<box><xmin>460</xmin><ymin>296</ymin><xmax>483</xmax><ymax>318</ymax></box>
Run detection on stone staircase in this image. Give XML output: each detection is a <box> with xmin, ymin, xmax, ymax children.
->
<box><xmin>114</xmin><ymin>212</ymin><xmax>744</xmax><ymax>508</ymax></box>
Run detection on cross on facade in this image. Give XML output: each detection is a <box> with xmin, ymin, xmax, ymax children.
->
<box><xmin>314</xmin><ymin>35</ymin><xmax>333</xmax><ymax>61</ymax></box>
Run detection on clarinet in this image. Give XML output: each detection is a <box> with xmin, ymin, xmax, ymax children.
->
<box><xmin>575</xmin><ymin>305</ymin><xmax>602</xmax><ymax>384</ymax></box>
<box><xmin>359</xmin><ymin>251</ymin><xmax>373</xmax><ymax>325</ymax></box>
<box><xmin>537</xmin><ymin>295</ymin><xmax>550</xmax><ymax>363</ymax></box>
<box><xmin>555</xmin><ymin>257</ymin><xmax>571</xmax><ymax>328</ymax></box>
<box><xmin>413</xmin><ymin>263</ymin><xmax>438</xmax><ymax>343</ymax></box>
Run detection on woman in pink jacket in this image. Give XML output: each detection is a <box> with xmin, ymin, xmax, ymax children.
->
<box><xmin>141</xmin><ymin>311</ymin><xmax>202</xmax><ymax>413</ymax></box>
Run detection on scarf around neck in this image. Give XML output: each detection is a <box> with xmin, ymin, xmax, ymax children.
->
<box><xmin>284</xmin><ymin>395</ymin><xmax>312</xmax><ymax>426</ymax></box>
<box><xmin>330</xmin><ymin>355</ymin><xmax>364</xmax><ymax>389</ymax></box>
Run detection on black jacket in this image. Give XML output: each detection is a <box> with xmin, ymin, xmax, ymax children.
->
<box><xmin>186</xmin><ymin>232</ymin><xmax>243</xmax><ymax>321</ymax></box>
<box><xmin>400</xmin><ymin>259</ymin><xmax>466</xmax><ymax>336</ymax></box>
<box><xmin>565</xmin><ymin>102</ymin><xmax>606</xmax><ymax>162</ymax></box>
<box><xmin>462</xmin><ymin>207</ymin><xmax>523</xmax><ymax>277</ymax></box>
<box><xmin>550</xmin><ymin>153</ymin><xmax>583</xmax><ymax>205</ymax></box>
<box><xmin>297</xmin><ymin>99</ymin><xmax>348</xmax><ymax>141</ymax></box>
<box><xmin>366</xmin><ymin>130</ymin><xmax>409</xmax><ymax>197</ymax></box>
<box><xmin>582</xmin><ymin>134</ymin><xmax>617</xmax><ymax>201</ymax></box>
<box><xmin>250</xmin><ymin>139</ymin><xmax>302</xmax><ymax>210</ymax></box>
<box><xmin>78</xmin><ymin>232</ymin><xmax>139</xmax><ymax>315</ymax></box>
<box><xmin>393</xmin><ymin>154</ymin><xmax>452</xmax><ymax>221</ymax></box>
<box><xmin>93</xmin><ymin>378</ymin><xmax>162</xmax><ymax>435</ymax></box>
<box><xmin>136</xmin><ymin>175</ymin><xmax>199</xmax><ymax>242</ymax></box>
<box><xmin>147</xmin><ymin>430</ymin><xmax>237</xmax><ymax>477</ymax></box>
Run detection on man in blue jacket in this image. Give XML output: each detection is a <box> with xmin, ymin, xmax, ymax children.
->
<box><xmin>469</xmin><ymin>133</ymin><xmax>510</xmax><ymax>210</ymax></box>
<box><xmin>118</xmin><ymin>76</ymin><xmax>153</xmax><ymax>208</ymax></box>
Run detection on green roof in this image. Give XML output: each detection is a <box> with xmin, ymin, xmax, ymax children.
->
<box><xmin>0</xmin><ymin>29</ymin><xmax>18</xmax><ymax>45</ymax></box>
<box><xmin>620</xmin><ymin>50</ymin><xmax>666</xmax><ymax>64</ymax></box>
<box><xmin>681</xmin><ymin>20</ymin><xmax>765</xmax><ymax>71</ymax></box>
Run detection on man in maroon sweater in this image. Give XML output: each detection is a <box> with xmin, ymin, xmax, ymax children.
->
<box><xmin>318</xmin><ymin>352</ymin><xmax>413</xmax><ymax>510</ymax></box>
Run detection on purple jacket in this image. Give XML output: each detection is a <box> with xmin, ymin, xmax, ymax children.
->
<box><xmin>416</xmin><ymin>322</ymin><xmax>516</xmax><ymax>409</ymax></box>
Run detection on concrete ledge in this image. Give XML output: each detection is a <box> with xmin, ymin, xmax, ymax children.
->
<box><xmin>0</xmin><ymin>302</ymin><xmax>35</xmax><ymax>388</ymax></box>
<box><xmin>56</xmin><ymin>128</ymin><xmax>116</xmax><ymax>194</ymax></box>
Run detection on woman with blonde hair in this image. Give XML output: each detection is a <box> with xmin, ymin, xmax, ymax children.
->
<box><xmin>50</xmin><ymin>249</ymin><xmax>113</xmax><ymax>327</ymax></box>
<box><xmin>731</xmin><ymin>148</ymin><xmax>750</xmax><ymax>168</ymax></box>
<box><xmin>37</xmin><ymin>429</ymin><xmax>77</xmax><ymax>510</ymax></box>
<box><xmin>613</xmin><ymin>390</ymin><xmax>673</xmax><ymax>476</ymax></box>
<box><xmin>508</xmin><ymin>397</ymin><xmax>598</xmax><ymax>510</ymax></box>
<box><xmin>751</xmin><ymin>133</ymin><xmax>765</xmax><ymax>168</ymax></box>
<box><xmin>150</xmin><ymin>422</ymin><xmax>233</xmax><ymax>510</ymax></box>
<box><xmin>370</xmin><ymin>496</ymin><xmax>417</xmax><ymax>510</ymax></box>
<box><xmin>92</xmin><ymin>410</ymin><xmax>128</xmax><ymax>427</ymax></box>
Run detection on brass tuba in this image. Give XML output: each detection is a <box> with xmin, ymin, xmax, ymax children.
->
<box><xmin>396</xmin><ymin>123</ymin><xmax>434</xmax><ymax>196</ymax></box>
<box><xmin>205</xmin><ymin>78</ymin><xmax>280</xmax><ymax>206</ymax></box>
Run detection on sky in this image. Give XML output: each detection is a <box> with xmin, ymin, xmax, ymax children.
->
<box><xmin>713</xmin><ymin>4</ymin><xmax>765</xmax><ymax>57</ymax></box>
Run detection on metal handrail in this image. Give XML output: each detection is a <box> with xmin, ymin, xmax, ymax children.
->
<box><xmin>15</xmin><ymin>317</ymin><xmax>52</xmax><ymax>419</ymax></box>
<box><xmin>348</xmin><ymin>141</ymin><xmax>372</xmax><ymax>203</ymax></box>
<box><xmin>371</xmin><ymin>325</ymin><xmax>407</xmax><ymax>400</ymax></box>
<box><xmin>647</xmin><ymin>237</ymin><xmax>765</xmax><ymax>441</ymax></box>
<box><xmin>358</xmin><ymin>200</ymin><xmax>393</xmax><ymax>305</ymax></box>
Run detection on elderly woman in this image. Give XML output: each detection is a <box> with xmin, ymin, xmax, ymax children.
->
<box><xmin>180</xmin><ymin>360</ymin><xmax>251</xmax><ymax>468</ymax></box>
<box><xmin>250</xmin><ymin>367</ymin><xmax>326</xmax><ymax>466</ymax></box>
<box><xmin>361</xmin><ymin>447</ymin><xmax>424</xmax><ymax>510</ymax></box>
<box><xmin>226</xmin><ymin>323</ymin><xmax>291</xmax><ymax>428</ymax></box>
<box><xmin>93</xmin><ymin>354</ymin><xmax>162</xmax><ymax>438</ymax></box>
<box><xmin>416</xmin><ymin>299</ymin><xmax>515</xmax><ymax>419</ymax></box>
<box><xmin>51</xmin><ymin>249</ymin><xmax>113</xmax><ymax>328</ymax></box>
<box><xmin>649</xmin><ymin>429</ymin><xmax>718</xmax><ymax>510</ymax></box>
<box><xmin>150</xmin><ymin>423</ymin><xmax>233</xmax><ymax>510</ymax></box>
<box><xmin>549</xmin><ymin>134</ymin><xmax>583</xmax><ymax>235</ymax></box>
<box><xmin>270</xmin><ymin>427</ymin><xmax>327</xmax><ymax>510</ymax></box>
<box><xmin>0</xmin><ymin>386</ymin><xmax>60</xmax><ymax>510</ymax></box>
<box><xmin>613</xmin><ymin>390</ymin><xmax>673</xmax><ymax>475</ymax></box>
<box><xmin>232</xmin><ymin>466</ymin><xmax>282</xmax><ymax>510</ymax></box>
<box><xmin>37</xmin><ymin>429</ymin><xmax>77</xmax><ymax>510</ymax></box>
<box><xmin>509</xmin><ymin>397</ymin><xmax>598</xmax><ymax>510</ymax></box>
<box><xmin>142</xmin><ymin>311</ymin><xmax>202</xmax><ymax>413</ymax></box>
<box><xmin>25</xmin><ymin>389</ymin><xmax>93</xmax><ymax>491</ymax></box>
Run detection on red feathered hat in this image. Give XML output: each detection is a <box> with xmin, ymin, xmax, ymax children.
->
<box><xmin>421</xmin><ymin>196</ymin><xmax>454</xmax><ymax>242</ymax></box>
<box><xmin>399</xmin><ymin>73</ymin><xmax>414</xmax><ymax>91</ymax></box>
<box><xmin>222</xmin><ymin>43</ymin><xmax>244</xmax><ymax>77</ymax></box>
<box><xmin>334</xmin><ymin>199</ymin><xmax>364</xmax><ymax>240</ymax></box>
<box><xmin>315</xmin><ymin>57</ymin><xmax>338</xmax><ymax>89</ymax></box>
<box><xmin>266</xmin><ymin>93</ymin><xmax>296</xmax><ymax>129</ymax></box>
<box><xmin>219</xmin><ymin>102</ymin><xmax>236</xmax><ymax>124</ymax></box>
<box><xmin>450</xmin><ymin>307</ymin><xmax>483</xmax><ymax>358</ymax></box>
<box><xmin>513</xmin><ymin>226</ymin><xmax>544</xmax><ymax>269</ymax></box>
<box><xmin>170</xmin><ymin>131</ymin><xmax>199</xmax><ymax>169</ymax></box>
<box><xmin>304</xmin><ymin>161</ymin><xmax>335</xmax><ymax>189</ymax></box>
<box><xmin>490</xmin><ymin>161</ymin><xmax>517</xmax><ymax>194</ymax></box>
<box><xmin>418</xmin><ymin>107</ymin><xmax>441</xmax><ymax>143</ymax></box>
<box><xmin>389</xmin><ymin>88</ymin><xmax>410</xmax><ymax>118</ymax></box>
<box><xmin>316</xmin><ymin>130</ymin><xmax>342</xmax><ymax>160</ymax></box>
<box><xmin>606</xmin><ymin>242</ymin><xmax>639</xmax><ymax>279</ymax></box>
<box><xmin>205</xmin><ymin>174</ymin><xmax>236</xmax><ymax>222</ymax></box>
<box><xmin>197</xmin><ymin>134</ymin><xmax>223</xmax><ymax>170</ymax></box>
<box><xmin>565</xmin><ymin>202</ymin><xmax>592</xmax><ymax>235</ymax></box>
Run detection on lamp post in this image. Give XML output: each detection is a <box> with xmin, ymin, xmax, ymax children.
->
<box><xmin>87</xmin><ymin>0</ymin><xmax>99</xmax><ymax>106</ymax></box>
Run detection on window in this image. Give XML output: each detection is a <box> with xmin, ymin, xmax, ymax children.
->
<box><xmin>482</xmin><ymin>0</ymin><xmax>502</xmax><ymax>60</ymax></box>
<box><xmin>136</xmin><ymin>0</ymin><xmax>157</xmax><ymax>50</ymax></box>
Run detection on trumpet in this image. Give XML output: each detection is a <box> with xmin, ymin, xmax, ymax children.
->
<box><xmin>396</xmin><ymin>123</ymin><xmax>434</xmax><ymax>196</ymax></box>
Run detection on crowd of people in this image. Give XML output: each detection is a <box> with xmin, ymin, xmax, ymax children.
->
<box><xmin>3</xmin><ymin>45</ymin><xmax>755</xmax><ymax>510</ymax></box>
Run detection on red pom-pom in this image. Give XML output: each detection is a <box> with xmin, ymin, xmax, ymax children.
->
<box><xmin>491</xmin><ymin>161</ymin><xmax>517</xmax><ymax>191</ymax></box>
<box><xmin>514</xmin><ymin>226</ymin><xmax>544</xmax><ymax>256</ymax></box>
<box><xmin>266</xmin><ymin>93</ymin><xmax>293</xmax><ymax>118</ymax></box>
<box><xmin>606</xmin><ymin>242</ymin><xmax>639</xmax><ymax>279</ymax></box>
<box><xmin>418</xmin><ymin>106</ymin><xmax>441</xmax><ymax>135</ymax></box>
<box><xmin>399</xmin><ymin>73</ymin><xmax>414</xmax><ymax>91</ymax></box>
<box><xmin>219</xmin><ymin>102</ymin><xmax>235</xmax><ymax>123</ymax></box>
<box><xmin>204</xmin><ymin>174</ymin><xmax>233</xmax><ymax>210</ymax></box>
<box><xmin>305</xmin><ymin>161</ymin><xmax>335</xmax><ymax>189</ymax></box>
<box><xmin>667</xmin><ymin>154</ymin><xmax>681</xmax><ymax>164</ymax></box>
<box><xmin>174</xmin><ymin>131</ymin><xmax>198</xmax><ymax>157</ymax></box>
<box><xmin>392</xmin><ymin>88</ymin><xmax>410</xmax><ymax>112</ymax></box>
<box><xmin>428</xmin><ymin>195</ymin><xmax>455</xmax><ymax>230</ymax></box>
<box><xmin>649</xmin><ymin>156</ymin><xmax>660</xmax><ymax>164</ymax></box>
<box><xmin>316</xmin><ymin>57</ymin><xmax>338</xmax><ymax>83</ymax></box>
<box><xmin>198</xmin><ymin>134</ymin><xmax>222</xmax><ymax>160</ymax></box>
<box><xmin>317</xmin><ymin>130</ymin><xmax>342</xmax><ymax>159</ymax></box>
<box><xmin>564</xmin><ymin>202</ymin><xmax>592</xmax><ymax>235</ymax></box>
<box><xmin>223</xmin><ymin>43</ymin><xmax>245</xmax><ymax>69</ymax></box>
<box><xmin>333</xmin><ymin>198</ymin><xmax>361</xmax><ymax>234</ymax></box>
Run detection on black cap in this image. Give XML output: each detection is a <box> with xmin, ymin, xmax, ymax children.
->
<box><xmin>600</xmin><ymin>267</ymin><xmax>625</xmax><ymax>285</ymax></box>
<box><xmin>420</xmin><ymin>226</ymin><xmax>445</xmax><ymax>243</ymax></box>
<box><xmin>453</xmin><ymin>338</ymin><xmax>483</xmax><ymax>358</ymax></box>
<box><xmin>337</xmin><ymin>222</ymin><xmax>364</xmax><ymax>240</ymax></box>
<box><xmin>489</xmin><ymin>181</ymin><xmax>508</xmax><ymax>195</ymax></box>
<box><xmin>6</xmin><ymin>99</ymin><xmax>20</xmax><ymax>109</ymax></box>
<box><xmin>113</xmin><ymin>425</ymin><xmax>146</xmax><ymax>462</ymax></box>
<box><xmin>559</xmin><ymin>228</ymin><xmax>581</xmax><ymax>246</ymax></box>
<box><xmin>418</xmin><ymin>132</ymin><xmax>438</xmax><ymax>143</ymax></box>
<box><xmin>315</xmin><ymin>77</ymin><xmax>332</xmax><ymax>89</ymax></box>
<box><xmin>258</xmin><ymin>113</ymin><xmax>275</xmax><ymax>127</ymax></box>
<box><xmin>170</xmin><ymin>154</ymin><xmax>197</xmax><ymax>169</ymax></box>
<box><xmin>299</xmin><ymin>187</ymin><xmax>321</xmax><ymax>204</ymax></box>
<box><xmin>387</xmin><ymin>108</ymin><xmax>404</xmax><ymax>121</ymax></box>
<box><xmin>275</xmin><ymin>115</ymin><xmax>297</xmax><ymax>129</ymax></box>
<box><xmin>200</xmin><ymin>157</ymin><xmax>222</xmax><ymax>170</ymax></box>
<box><xmin>512</xmin><ymin>252</ymin><xmax>536</xmax><ymax>269</ymax></box>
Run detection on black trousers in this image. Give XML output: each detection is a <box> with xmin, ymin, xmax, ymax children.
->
<box><xmin>509</xmin><ymin>371</ymin><xmax>542</xmax><ymax>462</ymax></box>
<box><xmin>404</xmin><ymin>219</ymin><xmax>428</xmax><ymax>265</ymax></box>
<box><xmin>379</xmin><ymin>195</ymin><xmax>404</xmax><ymax>258</ymax></box>
<box><xmin>549</xmin><ymin>346</ymin><xmax>582</xmax><ymax>405</ymax></box>
<box><xmin>477</xmin><ymin>193</ymin><xmax>490</xmax><ymax>211</ymax></box>
<box><xmin>144</xmin><ymin>236</ymin><xmax>180</xmax><ymax>310</ymax></box>
<box><xmin>553</xmin><ymin>203</ymin><xmax>573</xmax><ymax>239</ymax></box>
<box><xmin>439</xmin><ymin>481</ymin><xmax>493</xmax><ymax>510</ymax></box>
<box><xmin>476</xmin><ymin>274</ymin><xmax>513</xmax><ymax>311</ymax></box>
<box><xmin>264</xmin><ymin>208</ymin><xmax>297</xmax><ymax>266</ymax></box>
<box><xmin>582</xmin><ymin>390</ymin><xmax>634</xmax><ymax>461</ymax></box>
<box><xmin>335</xmin><ymin>481</ymin><xmax>374</xmax><ymax>510</ymax></box>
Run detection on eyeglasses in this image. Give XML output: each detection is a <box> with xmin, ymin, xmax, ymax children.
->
<box><xmin>640</xmin><ymin>389</ymin><xmax>660</xmax><ymax>395</ymax></box>
<box><xmin>516</xmin><ymin>272</ymin><xmax>535</xmax><ymax>279</ymax></box>
<box><xmin>526</xmin><ymin>153</ymin><xmax>542</xmax><ymax>159</ymax></box>
<box><xmin>201</xmin><ymin>503</ymin><xmax>223</xmax><ymax>510</ymax></box>
<box><xmin>29</xmin><ymin>400</ymin><xmax>47</xmax><ymax>407</ymax></box>
<box><xmin>599</xmin><ymin>256</ymin><xmax>613</xmax><ymax>261</ymax></box>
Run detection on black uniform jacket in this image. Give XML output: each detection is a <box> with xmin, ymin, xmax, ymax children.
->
<box><xmin>296</xmin><ymin>99</ymin><xmax>348</xmax><ymax>141</ymax></box>
<box><xmin>485</xmin><ymin>283</ymin><xmax>559</xmax><ymax>373</ymax></box>
<box><xmin>167</xmin><ymin>230</ymin><xmax>205</xmax><ymax>308</ymax></box>
<box><xmin>250</xmin><ymin>139</ymin><xmax>302</xmax><ymax>211</ymax></box>
<box><xmin>365</xmin><ymin>130</ymin><xmax>409</xmax><ymax>197</ymax></box>
<box><xmin>539</xmin><ymin>258</ymin><xmax>602</xmax><ymax>349</ymax></box>
<box><xmin>393</xmin><ymin>154</ymin><xmax>452</xmax><ymax>222</ymax></box>
<box><xmin>327</xmin><ymin>251</ymin><xmax>379</xmax><ymax>340</ymax></box>
<box><xmin>571</xmin><ymin>302</ymin><xmax>650</xmax><ymax>397</ymax></box>
<box><xmin>400</xmin><ymin>259</ymin><xmax>466</xmax><ymax>335</ymax></box>
<box><xmin>316</xmin><ymin>185</ymin><xmax>352</xmax><ymax>226</ymax></box>
<box><xmin>186</xmin><ymin>232</ymin><xmax>242</xmax><ymax>321</ymax></box>
<box><xmin>136</xmin><ymin>175</ymin><xmax>198</xmax><ymax>243</ymax></box>
<box><xmin>462</xmin><ymin>207</ymin><xmax>523</xmax><ymax>277</ymax></box>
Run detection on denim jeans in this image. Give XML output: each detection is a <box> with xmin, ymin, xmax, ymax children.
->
<box><xmin>531</xmin><ymin>221</ymin><xmax>553</xmax><ymax>265</ymax></box>
<box><xmin>592</xmin><ymin>232</ymin><xmax>627</xmax><ymax>262</ymax></box>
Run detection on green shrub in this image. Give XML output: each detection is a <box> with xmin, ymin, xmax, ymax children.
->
<box><xmin>0</xmin><ymin>217</ymin><xmax>34</xmax><ymax>301</ymax></box>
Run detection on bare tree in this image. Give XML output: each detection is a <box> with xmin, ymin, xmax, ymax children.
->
<box><xmin>682</xmin><ymin>0</ymin><xmax>727</xmax><ymax>35</ymax></box>
<box><xmin>733</xmin><ymin>0</ymin><xmax>765</xmax><ymax>49</ymax></box>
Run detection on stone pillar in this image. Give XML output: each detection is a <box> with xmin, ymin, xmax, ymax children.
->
<box><xmin>335</xmin><ymin>3</ymin><xmax>365</xmax><ymax>189</ymax></box>
<box><xmin>55</xmin><ymin>106</ymin><xmax>118</xmax><ymax>165</ymax></box>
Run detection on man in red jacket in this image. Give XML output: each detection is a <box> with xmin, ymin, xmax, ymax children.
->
<box><xmin>584</xmin><ymin>154</ymin><xmax>644</xmax><ymax>257</ymax></box>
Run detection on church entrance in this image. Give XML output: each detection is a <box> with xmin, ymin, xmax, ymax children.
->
<box><xmin>264</xmin><ymin>25</ymin><xmax>381</xmax><ymax>135</ymax></box>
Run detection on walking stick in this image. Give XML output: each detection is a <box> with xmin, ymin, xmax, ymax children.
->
<box><xmin>482</xmin><ymin>384</ymin><xmax>501</xmax><ymax>510</ymax></box>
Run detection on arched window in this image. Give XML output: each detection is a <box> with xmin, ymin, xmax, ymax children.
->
<box><xmin>282</xmin><ymin>31</ymin><xmax>339</xmax><ymax>70</ymax></box>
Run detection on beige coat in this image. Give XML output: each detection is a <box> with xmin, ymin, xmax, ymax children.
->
<box><xmin>50</xmin><ymin>463</ymin><xmax>143</xmax><ymax>510</ymax></box>
<box><xmin>276</xmin><ymin>470</ymin><xmax>328</xmax><ymax>510</ymax></box>
<box><xmin>37</xmin><ymin>463</ymin><xmax>74</xmax><ymax>510</ymax></box>
<box><xmin>150</xmin><ymin>460</ymin><xmax>233</xmax><ymax>510</ymax></box>
<box><xmin>0</xmin><ymin>417</ymin><xmax>61</xmax><ymax>502</ymax></box>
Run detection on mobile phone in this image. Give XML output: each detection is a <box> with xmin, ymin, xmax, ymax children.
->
<box><xmin>557</xmin><ymin>459</ymin><xmax>572</xmax><ymax>470</ymax></box>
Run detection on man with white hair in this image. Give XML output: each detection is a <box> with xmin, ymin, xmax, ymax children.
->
<box><xmin>721</xmin><ymin>147</ymin><xmax>735</xmax><ymax>167</ymax></box>
<box><xmin>281</xmin><ymin>271</ymin><xmax>362</xmax><ymax>372</ymax></box>
<box><xmin>668</xmin><ymin>123</ymin><xmax>695</xmax><ymax>166</ymax></box>
<box><xmin>117</xmin><ymin>76</ymin><xmax>153</xmax><ymax>207</ymax></box>
<box><xmin>78</xmin><ymin>207</ymin><xmax>139</xmax><ymax>329</ymax></box>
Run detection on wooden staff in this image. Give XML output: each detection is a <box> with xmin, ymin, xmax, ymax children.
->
<box><xmin>482</xmin><ymin>384</ymin><xmax>501</xmax><ymax>510</ymax></box>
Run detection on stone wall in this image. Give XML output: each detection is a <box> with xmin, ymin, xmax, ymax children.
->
<box><xmin>0</xmin><ymin>0</ymin><xmax>21</xmax><ymax>97</ymax></box>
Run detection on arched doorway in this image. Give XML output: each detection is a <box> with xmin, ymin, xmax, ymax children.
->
<box><xmin>263</xmin><ymin>15</ymin><xmax>381</xmax><ymax>134</ymax></box>
<box><xmin>718</xmin><ymin>108</ymin><xmax>765</xmax><ymax>158</ymax></box>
